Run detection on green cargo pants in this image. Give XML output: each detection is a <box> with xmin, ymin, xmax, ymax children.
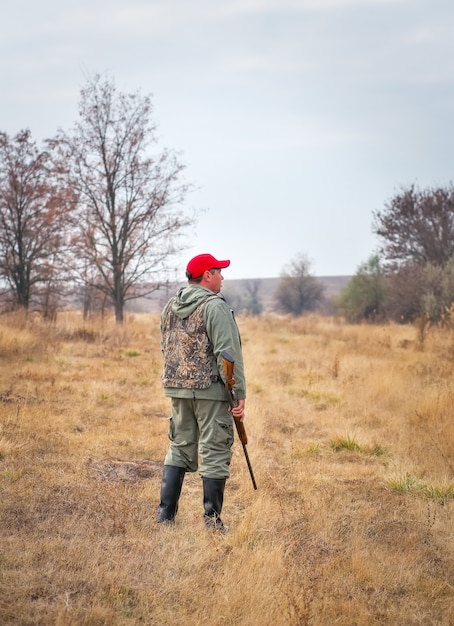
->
<box><xmin>164</xmin><ymin>398</ymin><xmax>234</xmax><ymax>478</ymax></box>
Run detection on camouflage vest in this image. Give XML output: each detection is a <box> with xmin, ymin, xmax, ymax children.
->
<box><xmin>161</xmin><ymin>295</ymin><xmax>219</xmax><ymax>389</ymax></box>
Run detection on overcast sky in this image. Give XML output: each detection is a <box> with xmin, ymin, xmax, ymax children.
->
<box><xmin>2</xmin><ymin>0</ymin><xmax>454</xmax><ymax>279</ymax></box>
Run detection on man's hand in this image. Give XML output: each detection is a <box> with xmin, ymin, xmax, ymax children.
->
<box><xmin>230</xmin><ymin>398</ymin><xmax>245</xmax><ymax>421</ymax></box>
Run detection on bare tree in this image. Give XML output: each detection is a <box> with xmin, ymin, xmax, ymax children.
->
<box><xmin>275</xmin><ymin>253</ymin><xmax>325</xmax><ymax>315</ymax></box>
<box><xmin>373</xmin><ymin>184</ymin><xmax>454</xmax><ymax>269</ymax></box>
<box><xmin>223</xmin><ymin>279</ymin><xmax>263</xmax><ymax>316</ymax></box>
<box><xmin>0</xmin><ymin>129</ymin><xmax>72</xmax><ymax>313</ymax></box>
<box><xmin>51</xmin><ymin>74</ymin><xmax>194</xmax><ymax>323</ymax></box>
<box><xmin>243</xmin><ymin>279</ymin><xmax>263</xmax><ymax>315</ymax></box>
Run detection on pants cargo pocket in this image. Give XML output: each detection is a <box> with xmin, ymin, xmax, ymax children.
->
<box><xmin>215</xmin><ymin>415</ymin><xmax>234</xmax><ymax>448</ymax></box>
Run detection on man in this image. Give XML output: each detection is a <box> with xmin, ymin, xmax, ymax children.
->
<box><xmin>157</xmin><ymin>253</ymin><xmax>246</xmax><ymax>531</ymax></box>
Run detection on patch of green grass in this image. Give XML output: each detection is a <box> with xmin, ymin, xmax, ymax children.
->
<box><xmin>329</xmin><ymin>435</ymin><xmax>387</xmax><ymax>457</ymax></box>
<box><xmin>289</xmin><ymin>388</ymin><xmax>341</xmax><ymax>408</ymax></box>
<box><xmin>330</xmin><ymin>434</ymin><xmax>361</xmax><ymax>452</ymax></box>
<box><xmin>1</xmin><ymin>468</ymin><xmax>22</xmax><ymax>481</ymax></box>
<box><xmin>421</xmin><ymin>484</ymin><xmax>454</xmax><ymax>502</ymax></box>
<box><xmin>125</xmin><ymin>349</ymin><xmax>141</xmax><ymax>357</ymax></box>
<box><xmin>371</xmin><ymin>443</ymin><xmax>386</xmax><ymax>456</ymax></box>
<box><xmin>388</xmin><ymin>474</ymin><xmax>419</xmax><ymax>493</ymax></box>
<box><xmin>293</xmin><ymin>443</ymin><xmax>322</xmax><ymax>458</ymax></box>
<box><xmin>305</xmin><ymin>443</ymin><xmax>322</xmax><ymax>455</ymax></box>
<box><xmin>363</xmin><ymin>442</ymin><xmax>387</xmax><ymax>457</ymax></box>
<box><xmin>388</xmin><ymin>474</ymin><xmax>454</xmax><ymax>502</ymax></box>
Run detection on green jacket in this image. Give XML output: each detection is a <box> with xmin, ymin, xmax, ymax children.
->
<box><xmin>161</xmin><ymin>284</ymin><xmax>246</xmax><ymax>401</ymax></box>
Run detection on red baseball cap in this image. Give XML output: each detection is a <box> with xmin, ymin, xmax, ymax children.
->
<box><xmin>186</xmin><ymin>253</ymin><xmax>230</xmax><ymax>279</ymax></box>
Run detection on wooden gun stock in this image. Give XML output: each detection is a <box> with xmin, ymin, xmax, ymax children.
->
<box><xmin>221</xmin><ymin>350</ymin><xmax>257</xmax><ymax>490</ymax></box>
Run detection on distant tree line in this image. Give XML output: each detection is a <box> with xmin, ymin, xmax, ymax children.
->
<box><xmin>0</xmin><ymin>74</ymin><xmax>193</xmax><ymax>323</ymax></box>
<box><xmin>263</xmin><ymin>184</ymin><xmax>454</xmax><ymax>323</ymax></box>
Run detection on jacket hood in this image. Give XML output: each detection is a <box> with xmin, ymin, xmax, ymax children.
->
<box><xmin>171</xmin><ymin>285</ymin><xmax>221</xmax><ymax>319</ymax></box>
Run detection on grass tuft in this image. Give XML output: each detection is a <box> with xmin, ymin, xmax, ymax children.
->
<box><xmin>388</xmin><ymin>474</ymin><xmax>454</xmax><ymax>502</ymax></box>
<box><xmin>330</xmin><ymin>433</ymin><xmax>361</xmax><ymax>452</ymax></box>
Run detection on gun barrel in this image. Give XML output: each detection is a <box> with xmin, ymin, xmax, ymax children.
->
<box><xmin>221</xmin><ymin>350</ymin><xmax>257</xmax><ymax>490</ymax></box>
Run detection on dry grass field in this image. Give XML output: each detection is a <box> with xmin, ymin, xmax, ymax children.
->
<box><xmin>0</xmin><ymin>310</ymin><xmax>453</xmax><ymax>625</ymax></box>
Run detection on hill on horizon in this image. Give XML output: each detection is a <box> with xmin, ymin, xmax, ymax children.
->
<box><xmin>130</xmin><ymin>275</ymin><xmax>352</xmax><ymax>314</ymax></box>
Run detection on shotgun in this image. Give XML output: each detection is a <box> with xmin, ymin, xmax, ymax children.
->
<box><xmin>221</xmin><ymin>350</ymin><xmax>257</xmax><ymax>490</ymax></box>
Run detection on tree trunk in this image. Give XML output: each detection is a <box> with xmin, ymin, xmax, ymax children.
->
<box><xmin>114</xmin><ymin>299</ymin><xmax>124</xmax><ymax>324</ymax></box>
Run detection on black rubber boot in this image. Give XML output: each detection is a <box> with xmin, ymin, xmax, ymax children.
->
<box><xmin>157</xmin><ymin>465</ymin><xmax>185</xmax><ymax>524</ymax></box>
<box><xmin>202</xmin><ymin>477</ymin><xmax>229</xmax><ymax>532</ymax></box>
